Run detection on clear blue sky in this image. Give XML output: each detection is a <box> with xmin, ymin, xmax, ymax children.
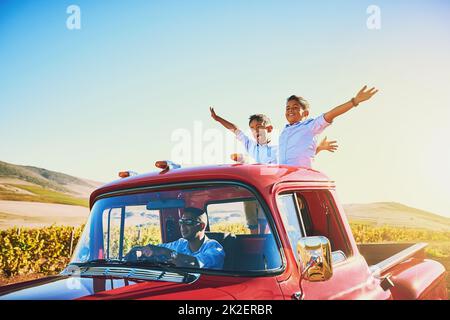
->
<box><xmin>1</xmin><ymin>0</ymin><xmax>450</xmax><ymax>217</ymax></box>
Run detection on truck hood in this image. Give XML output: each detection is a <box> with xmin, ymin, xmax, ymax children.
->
<box><xmin>0</xmin><ymin>275</ymin><xmax>235</xmax><ymax>300</ymax></box>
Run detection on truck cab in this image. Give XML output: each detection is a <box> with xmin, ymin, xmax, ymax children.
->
<box><xmin>0</xmin><ymin>164</ymin><xmax>447</xmax><ymax>300</ymax></box>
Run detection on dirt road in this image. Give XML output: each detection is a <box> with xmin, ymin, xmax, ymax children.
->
<box><xmin>0</xmin><ymin>200</ymin><xmax>89</xmax><ymax>229</ymax></box>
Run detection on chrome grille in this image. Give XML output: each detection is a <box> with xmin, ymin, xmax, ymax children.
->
<box><xmin>63</xmin><ymin>266</ymin><xmax>199</xmax><ymax>283</ymax></box>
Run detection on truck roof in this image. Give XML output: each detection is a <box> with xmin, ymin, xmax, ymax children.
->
<box><xmin>89</xmin><ymin>164</ymin><xmax>335</xmax><ymax>207</ymax></box>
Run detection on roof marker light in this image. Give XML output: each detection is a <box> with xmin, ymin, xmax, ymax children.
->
<box><xmin>155</xmin><ymin>160</ymin><xmax>181</xmax><ymax>172</ymax></box>
<box><xmin>230</xmin><ymin>153</ymin><xmax>245</xmax><ymax>164</ymax></box>
<box><xmin>118</xmin><ymin>171</ymin><xmax>139</xmax><ymax>178</ymax></box>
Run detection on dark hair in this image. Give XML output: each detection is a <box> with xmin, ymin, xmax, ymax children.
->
<box><xmin>183</xmin><ymin>207</ymin><xmax>205</xmax><ymax>217</ymax></box>
<box><xmin>287</xmin><ymin>95</ymin><xmax>310</xmax><ymax>110</ymax></box>
<box><xmin>183</xmin><ymin>207</ymin><xmax>207</xmax><ymax>225</ymax></box>
<box><xmin>248</xmin><ymin>114</ymin><xmax>271</xmax><ymax>126</ymax></box>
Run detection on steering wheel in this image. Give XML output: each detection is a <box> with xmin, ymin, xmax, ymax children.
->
<box><xmin>124</xmin><ymin>245</ymin><xmax>171</xmax><ymax>264</ymax></box>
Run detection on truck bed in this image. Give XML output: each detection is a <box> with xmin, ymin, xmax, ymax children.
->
<box><xmin>357</xmin><ymin>242</ymin><xmax>427</xmax><ymax>274</ymax></box>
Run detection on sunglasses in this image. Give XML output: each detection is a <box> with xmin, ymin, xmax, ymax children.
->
<box><xmin>179</xmin><ymin>218</ymin><xmax>201</xmax><ymax>226</ymax></box>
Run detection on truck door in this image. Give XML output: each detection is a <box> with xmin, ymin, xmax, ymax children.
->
<box><xmin>276</xmin><ymin>190</ymin><xmax>390</xmax><ymax>300</ymax></box>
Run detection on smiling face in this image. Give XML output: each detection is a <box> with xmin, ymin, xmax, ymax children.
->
<box><xmin>285</xmin><ymin>100</ymin><xmax>309</xmax><ymax>125</ymax></box>
<box><xmin>179</xmin><ymin>211</ymin><xmax>206</xmax><ymax>241</ymax></box>
<box><xmin>285</xmin><ymin>96</ymin><xmax>310</xmax><ymax>125</ymax></box>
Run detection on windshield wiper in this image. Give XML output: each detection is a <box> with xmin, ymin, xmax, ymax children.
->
<box><xmin>81</xmin><ymin>259</ymin><xmax>124</xmax><ymax>265</ymax></box>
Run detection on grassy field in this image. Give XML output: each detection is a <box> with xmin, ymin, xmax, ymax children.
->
<box><xmin>0</xmin><ymin>184</ymin><xmax>88</xmax><ymax>207</ymax></box>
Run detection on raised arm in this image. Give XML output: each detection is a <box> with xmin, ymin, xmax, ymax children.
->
<box><xmin>210</xmin><ymin>107</ymin><xmax>238</xmax><ymax>133</ymax></box>
<box><xmin>323</xmin><ymin>86</ymin><xmax>378</xmax><ymax>123</ymax></box>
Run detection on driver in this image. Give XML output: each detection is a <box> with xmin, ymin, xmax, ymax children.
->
<box><xmin>127</xmin><ymin>207</ymin><xmax>225</xmax><ymax>270</ymax></box>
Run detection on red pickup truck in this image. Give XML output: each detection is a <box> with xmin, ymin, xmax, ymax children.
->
<box><xmin>0</xmin><ymin>164</ymin><xmax>447</xmax><ymax>300</ymax></box>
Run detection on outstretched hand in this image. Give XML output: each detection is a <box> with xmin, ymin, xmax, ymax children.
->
<box><xmin>323</xmin><ymin>85</ymin><xmax>378</xmax><ymax>123</ymax></box>
<box><xmin>354</xmin><ymin>85</ymin><xmax>378</xmax><ymax>104</ymax></box>
<box><xmin>210</xmin><ymin>107</ymin><xmax>219</xmax><ymax>121</ymax></box>
<box><xmin>210</xmin><ymin>107</ymin><xmax>238</xmax><ymax>132</ymax></box>
<box><xmin>318</xmin><ymin>136</ymin><xmax>338</xmax><ymax>153</ymax></box>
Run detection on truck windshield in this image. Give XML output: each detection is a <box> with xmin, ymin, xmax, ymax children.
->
<box><xmin>70</xmin><ymin>183</ymin><xmax>283</xmax><ymax>273</ymax></box>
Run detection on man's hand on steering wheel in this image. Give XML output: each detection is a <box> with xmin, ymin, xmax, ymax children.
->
<box><xmin>125</xmin><ymin>245</ymin><xmax>175</xmax><ymax>263</ymax></box>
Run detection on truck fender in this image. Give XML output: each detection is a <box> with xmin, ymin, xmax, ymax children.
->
<box><xmin>388</xmin><ymin>258</ymin><xmax>447</xmax><ymax>300</ymax></box>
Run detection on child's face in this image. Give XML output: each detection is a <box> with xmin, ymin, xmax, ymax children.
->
<box><xmin>285</xmin><ymin>100</ymin><xmax>309</xmax><ymax>124</ymax></box>
<box><xmin>249</xmin><ymin>120</ymin><xmax>272</xmax><ymax>145</ymax></box>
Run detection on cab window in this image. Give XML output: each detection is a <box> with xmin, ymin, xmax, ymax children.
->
<box><xmin>277</xmin><ymin>190</ymin><xmax>351</xmax><ymax>263</ymax></box>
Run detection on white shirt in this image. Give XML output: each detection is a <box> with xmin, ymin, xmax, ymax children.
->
<box><xmin>278</xmin><ymin>114</ymin><xmax>331</xmax><ymax>168</ymax></box>
<box><xmin>235</xmin><ymin>130</ymin><xmax>278</xmax><ymax>164</ymax></box>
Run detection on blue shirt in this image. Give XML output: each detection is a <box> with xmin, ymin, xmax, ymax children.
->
<box><xmin>278</xmin><ymin>114</ymin><xmax>331</xmax><ymax>168</ymax></box>
<box><xmin>159</xmin><ymin>236</ymin><xmax>225</xmax><ymax>270</ymax></box>
<box><xmin>235</xmin><ymin>129</ymin><xmax>278</xmax><ymax>164</ymax></box>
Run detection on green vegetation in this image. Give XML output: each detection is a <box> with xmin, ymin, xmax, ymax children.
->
<box><xmin>109</xmin><ymin>226</ymin><xmax>162</xmax><ymax>259</ymax></box>
<box><xmin>351</xmin><ymin>223</ymin><xmax>450</xmax><ymax>243</ymax></box>
<box><xmin>0</xmin><ymin>225</ymin><xmax>82</xmax><ymax>277</ymax></box>
<box><xmin>0</xmin><ymin>184</ymin><xmax>88</xmax><ymax>207</ymax></box>
<box><xmin>210</xmin><ymin>222</ymin><xmax>251</xmax><ymax>234</ymax></box>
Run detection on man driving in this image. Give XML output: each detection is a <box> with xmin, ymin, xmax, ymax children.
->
<box><xmin>126</xmin><ymin>207</ymin><xmax>225</xmax><ymax>270</ymax></box>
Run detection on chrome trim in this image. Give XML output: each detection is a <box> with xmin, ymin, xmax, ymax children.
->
<box><xmin>271</xmin><ymin>180</ymin><xmax>336</xmax><ymax>194</ymax></box>
<box><xmin>369</xmin><ymin>242</ymin><xmax>428</xmax><ymax>275</ymax></box>
<box><xmin>62</xmin><ymin>266</ymin><xmax>200</xmax><ymax>284</ymax></box>
<box><xmin>331</xmin><ymin>250</ymin><xmax>347</xmax><ymax>265</ymax></box>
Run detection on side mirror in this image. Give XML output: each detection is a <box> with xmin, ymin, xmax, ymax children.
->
<box><xmin>297</xmin><ymin>236</ymin><xmax>333</xmax><ymax>282</ymax></box>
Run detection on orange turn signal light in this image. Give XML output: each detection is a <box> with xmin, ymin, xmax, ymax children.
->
<box><xmin>118</xmin><ymin>171</ymin><xmax>138</xmax><ymax>178</ymax></box>
<box><xmin>155</xmin><ymin>160</ymin><xmax>181</xmax><ymax>172</ymax></box>
<box><xmin>119</xmin><ymin>171</ymin><xmax>131</xmax><ymax>178</ymax></box>
<box><xmin>230</xmin><ymin>153</ymin><xmax>244</xmax><ymax>163</ymax></box>
<box><xmin>155</xmin><ymin>161</ymin><xmax>169</xmax><ymax>170</ymax></box>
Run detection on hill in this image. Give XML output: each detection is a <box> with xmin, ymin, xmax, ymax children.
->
<box><xmin>0</xmin><ymin>160</ymin><xmax>102</xmax><ymax>201</ymax></box>
<box><xmin>344</xmin><ymin>202</ymin><xmax>450</xmax><ymax>231</ymax></box>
